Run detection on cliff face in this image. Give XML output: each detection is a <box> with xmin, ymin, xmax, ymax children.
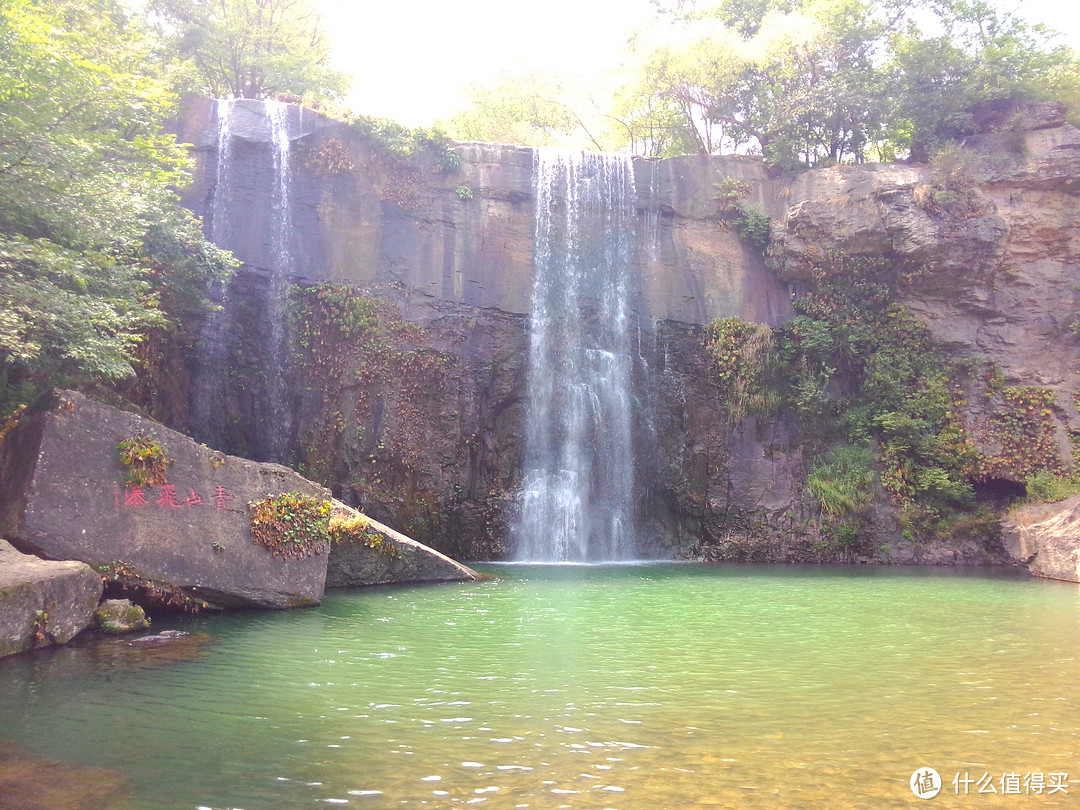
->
<box><xmin>768</xmin><ymin>106</ymin><xmax>1080</xmax><ymax>489</ymax></box>
<box><xmin>166</xmin><ymin>98</ymin><xmax>1080</xmax><ymax>562</ymax></box>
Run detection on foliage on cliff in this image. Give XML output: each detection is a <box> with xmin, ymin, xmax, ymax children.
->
<box><xmin>610</xmin><ymin>0</ymin><xmax>1079</xmax><ymax>165</ymax></box>
<box><xmin>0</xmin><ymin>0</ymin><xmax>233</xmax><ymax>417</ymax></box>
<box><xmin>708</xmin><ymin>248</ymin><xmax>1023</xmax><ymax>548</ymax></box>
<box><xmin>288</xmin><ymin>284</ymin><xmax>455</xmax><ymax>498</ymax></box>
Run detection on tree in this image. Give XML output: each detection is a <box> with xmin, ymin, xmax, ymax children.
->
<box><xmin>146</xmin><ymin>0</ymin><xmax>347</xmax><ymax>100</ymax></box>
<box><xmin>443</xmin><ymin>74</ymin><xmax>589</xmax><ymax>148</ymax></box>
<box><xmin>615</xmin><ymin>0</ymin><xmax>1079</xmax><ymax>165</ymax></box>
<box><xmin>0</xmin><ymin>0</ymin><xmax>233</xmax><ymax>415</ymax></box>
<box><xmin>888</xmin><ymin>0</ymin><xmax>1078</xmax><ymax>157</ymax></box>
<box><xmin>615</xmin><ymin>0</ymin><xmax>894</xmax><ymax>165</ymax></box>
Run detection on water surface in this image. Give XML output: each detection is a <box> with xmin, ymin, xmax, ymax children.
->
<box><xmin>1</xmin><ymin>564</ymin><xmax>1077</xmax><ymax>808</ymax></box>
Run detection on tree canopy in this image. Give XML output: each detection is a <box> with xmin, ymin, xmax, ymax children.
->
<box><xmin>147</xmin><ymin>0</ymin><xmax>347</xmax><ymax>100</ymax></box>
<box><xmin>442</xmin><ymin>74</ymin><xmax>589</xmax><ymax>148</ymax></box>
<box><xmin>0</xmin><ymin>0</ymin><xmax>233</xmax><ymax>414</ymax></box>
<box><xmin>608</xmin><ymin>0</ymin><xmax>1079</xmax><ymax>165</ymax></box>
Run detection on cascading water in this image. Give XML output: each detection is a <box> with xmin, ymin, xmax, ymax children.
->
<box><xmin>190</xmin><ymin>99</ymin><xmax>296</xmax><ymax>462</ymax></box>
<box><xmin>515</xmin><ymin>151</ymin><xmax>639</xmax><ymax>562</ymax></box>
<box><xmin>189</xmin><ymin>98</ymin><xmax>235</xmax><ymax>451</ymax></box>
<box><xmin>263</xmin><ymin>100</ymin><xmax>295</xmax><ymax>462</ymax></box>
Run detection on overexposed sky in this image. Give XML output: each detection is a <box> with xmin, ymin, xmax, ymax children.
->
<box><xmin>313</xmin><ymin>0</ymin><xmax>1080</xmax><ymax>127</ymax></box>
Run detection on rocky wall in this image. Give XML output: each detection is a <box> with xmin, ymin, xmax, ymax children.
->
<box><xmin>165</xmin><ymin>98</ymin><xmax>1080</xmax><ymax>563</ymax></box>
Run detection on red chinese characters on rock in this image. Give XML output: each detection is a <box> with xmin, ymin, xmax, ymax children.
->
<box><xmin>117</xmin><ymin>482</ymin><xmax>229</xmax><ymax>511</ymax></box>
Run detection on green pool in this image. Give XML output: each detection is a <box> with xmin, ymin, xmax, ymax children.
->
<box><xmin>1</xmin><ymin>564</ymin><xmax>1078</xmax><ymax>808</ymax></box>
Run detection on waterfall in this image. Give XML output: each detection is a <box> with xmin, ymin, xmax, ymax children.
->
<box><xmin>263</xmin><ymin>100</ymin><xmax>295</xmax><ymax>462</ymax></box>
<box><xmin>189</xmin><ymin>99</ymin><xmax>235</xmax><ymax>451</ymax></box>
<box><xmin>515</xmin><ymin>151</ymin><xmax>639</xmax><ymax>562</ymax></box>
<box><xmin>190</xmin><ymin>99</ymin><xmax>295</xmax><ymax>462</ymax></box>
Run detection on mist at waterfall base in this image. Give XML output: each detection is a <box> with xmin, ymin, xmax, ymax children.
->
<box><xmin>515</xmin><ymin>152</ymin><xmax>644</xmax><ymax>563</ymax></box>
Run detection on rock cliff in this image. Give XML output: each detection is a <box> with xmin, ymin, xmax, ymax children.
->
<box><xmin>161</xmin><ymin>98</ymin><xmax>1079</xmax><ymax>564</ymax></box>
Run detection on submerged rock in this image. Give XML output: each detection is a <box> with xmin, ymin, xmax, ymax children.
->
<box><xmin>0</xmin><ymin>390</ymin><xmax>329</xmax><ymax>609</ymax></box>
<box><xmin>0</xmin><ymin>739</ymin><xmax>128</xmax><ymax>810</ymax></box>
<box><xmin>0</xmin><ymin>539</ymin><xmax>102</xmax><ymax>659</ymax></box>
<box><xmin>326</xmin><ymin>502</ymin><xmax>479</xmax><ymax>587</ymax></box>
<box><xmin>1002</xmin><ymin>495</ymin><xmax>1080</xmax><ymax>583</ymax></box>
<box><xmin>93</xmin><ymin>599</ymin><xmax>150</xmax><ymax>634</ymax></box>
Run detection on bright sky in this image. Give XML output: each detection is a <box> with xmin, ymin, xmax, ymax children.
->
<box><xmin>312</xmin><ymin>0</ymin><xmax>1080</xmax><ymax>128</ymax></box>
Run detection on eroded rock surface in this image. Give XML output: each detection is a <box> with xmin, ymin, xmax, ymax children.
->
<box><xmin>1002</xmin><ymin>495</ymin><xmax>1080</xmax><ymax>582</ymax></box>
<box><xmin>0</xmin><ymin>539</ymin><xmax>102</xmax><ymax>658</ymax></box>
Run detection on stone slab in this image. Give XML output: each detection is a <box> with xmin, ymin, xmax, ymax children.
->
<box><xmin>0</xmin><ymin>390</ymin><xmax>329</xmax><ymax>609</ymax></box>
<box><xmin>1002</xmin><ymin>494</ymin><xmax>1080</xmax><ymax>583</ymax></box>
<box><xmin>326</xmin><ymin>502</ymin><xmax>479</xmax><ymax>588</ymax></box>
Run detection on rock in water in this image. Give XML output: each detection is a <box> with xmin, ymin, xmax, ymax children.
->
<box><xmin>0</xmin><ymin>390</ymin><xmax>329</xmax><ymax>609</ymax></box>
<box><xmin>1002</xmin><ymin>495</ymin><xmax>1080</xmax><ymax>583</ymax></box>
<box><xmin>0</xmin><ymin>539</ymin><xmax>102</xmax><ymax>658</ymax></box>
<box><xmin>93</xmin><ymin>599</ymin><xmax>150</xmax><ymax>634</ymax></box>
<box><xmin>326</xmin><ymin>501</ymin><xmax>479</xmax><ymax>587</ymax></box>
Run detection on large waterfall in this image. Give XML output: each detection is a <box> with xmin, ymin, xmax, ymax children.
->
<box><xmin>515</xmin><ymin>152</ymin><xmax>639</xmax><ymax>562</ymax></box>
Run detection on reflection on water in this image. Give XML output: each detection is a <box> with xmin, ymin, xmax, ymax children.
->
<box><xmin>0</xmin><ymin>564</ymin><xmax>1078</xmax><ymax>808</ymax></box>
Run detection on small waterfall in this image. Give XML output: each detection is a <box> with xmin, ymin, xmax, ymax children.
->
<box><xmin>264</xmin><ymin>100</ymin><xmax>295</xmax><ymax>462</ymax></box>
<box><xmin>189</xmin><ymin>99</ymin><xmax>235</xmax><ymax>450</ymax></box>
<box><xmin>515</xmin><ymin>151</ymin><xmax>639</xmax><ymax>562</ymax></box>
<box><xmin>190</xmin><ymin>99</ymin><xmax>296</xmax><ymax>462</ymax></box>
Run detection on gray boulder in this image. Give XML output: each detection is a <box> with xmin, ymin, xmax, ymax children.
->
<box><xmin>326</xmin><ymin>502</ymin><xmax>479</xmax><ymax>587</ymax></box>
<box><xmin>0</xmin><ymin>390</ymin><xmax>329</xmax><ymax>609</ymax></box>
<box><xmin>0</xmin><ymin>539</ymin><xmax>102</xmax><ymax>658</ymax></box>
<box><xmin>1002</xmin><ymin>495</ymin><xmax>1080</xmax><ymax>583</ymax></box>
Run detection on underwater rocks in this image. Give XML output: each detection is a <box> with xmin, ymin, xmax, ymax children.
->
<box><xmin>0</xmin><ymin>739</ymin><xmax>128</xmax><ymax>810</ymax></box>
<box><xmin>0</xmin><ymin>539</ymin><xmax>102</xmax><ymax>659</ymax></box>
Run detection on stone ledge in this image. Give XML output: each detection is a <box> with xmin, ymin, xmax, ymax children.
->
<box><xmin>0</xmin><ymin>539</ymin><xmax>102</xmax><ymax>658</ymax></box>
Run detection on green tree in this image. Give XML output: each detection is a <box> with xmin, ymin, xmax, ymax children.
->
<box><xmin>443</xmin><ymin>74</ymin><xmax>590</xmax><ymax>148</ymax></box>
<box><xmin>0</xmin><ymin>0</ymin><xmax>233</xmax><ymax>415</ymax></box>
<box><xmin>888</xmin><ymin>0</ymin><xmax>1078</xmax><ymax>157</ymax></box>
<box><xmin>616</xmin><ymin>0</ymin><xmax>893</xmax><ymax>165</ymax></box>
<box><xmin>617</xmin><ymin>0</ymin><xmax>1079</xmax><ymax>164</ymax></box>
<box><xmin>146</xmin><ymin>0</ymin><xmax>347</xmax><ymax>100</ymax></box>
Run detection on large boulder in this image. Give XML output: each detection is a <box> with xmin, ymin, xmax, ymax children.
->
<box><xmin>0</xmin><ymin>390</ymin><xmax>329</xmax><ymax>609</ymax></box>
<box><xmin>0</xmin><ymin>539</ymin><xmax>102</xmax><ymax>658</ymax></box>
<box><xmin>326</xmin><ymin>502</ymin><xmax>479</xmax><ymax>587</ymax></box>
<box><xmin>1002</xmin><ymin>495</ymin><xmax>1080</xmax><ymax>583</ymax></box>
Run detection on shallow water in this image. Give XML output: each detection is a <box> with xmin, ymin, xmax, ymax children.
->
<box><xmin>1</xmin><ymin>564</ymin><xmax>1078</xmax><ymax>808</ymax></box>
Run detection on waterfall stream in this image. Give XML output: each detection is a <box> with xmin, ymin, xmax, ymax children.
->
<box><xmin>189</xmin><ymin>98</ymin><xmax>235</xmax><ymax>453</ymax></box>
<box><xmin>190</xmin><ymin>99</ymin><xmax>296</xmax><ymax>463</ymax></box>
<box><xmin>515</xmin><ymin>152</ymin><xmax>639</xmax><ymax>562</ymax></box>
<box><xmin>264</xmin><ymin>100</ymin><xmax>295</xmax><ymax>462</ymax></box>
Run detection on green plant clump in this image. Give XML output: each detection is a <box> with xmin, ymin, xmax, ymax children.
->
<box><xmin>1024</xmin><ymin>470</ymin><xmax>1080</xmax><ymax>504</ymax></box>
<box><xmin>249</xmin><ymin>492</ymin><xmax>331</xmax><ymax>560</ymax></box>
<box><xmin>329</xmin><ymin>513</ymin><xmax>401</xmax><ymax>560</ymax></box>
<box><xmin>117</xmin><ymin>433</ymin><xmax>170</xmax><ymax>486</ymax></box>
<box><xmin>703</xmin><ymin>316</ymin><xmax>780</xmax><ymax>422</ymax></box>
<box><xmin>806</xmin><ymin>444</ymin><xmax>876</xmax><ymax>517</ymax></box>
